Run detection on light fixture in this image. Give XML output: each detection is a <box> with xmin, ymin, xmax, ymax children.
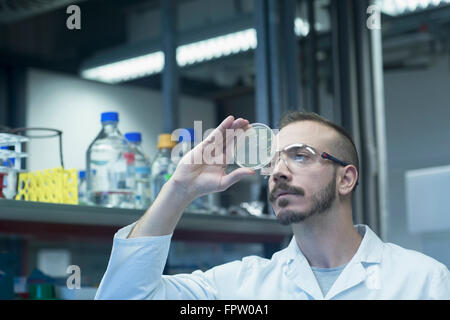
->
<box><xmin>81</xmin><ymin>52</ymin><xmax>164</xmax><ymax>84</ymax></box>
<box><xmin>177</xmin><ymin>28</ymin><xmax>257</xmax><ymax>67</ymax></box>
<box><xmin>81</xmin><ymin>18</ymin><xmax>307</xmax><ymax>84</ymax></box>
<box><xmin>379</xmin><ymin>0</ymin><xmax>450</xmax><ymax>16</ymax></box>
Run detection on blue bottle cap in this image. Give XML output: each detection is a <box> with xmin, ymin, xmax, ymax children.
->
<box><xmin>125</xmin><ymin>132</ymin><xmax>142</xmax><ymax>143</ymax></box>
<box><xmin>178</xmin><ymin>128</ymin><xmax>195</xmax><ymax>143</ymax></box>
<box><xmin>101</xmin><ymin>112</ymin><xmax>119</xmax><ymax>123</ymax></box>
<box><xmin>79</xmin><ymin>170</ymin><xmax>86</xmax><ymax>179</ymax></box>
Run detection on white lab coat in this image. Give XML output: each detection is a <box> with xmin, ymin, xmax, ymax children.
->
<box><xmin>95</xmin><ymin>223</ymin><xmax>450</xmax><ymax>300</ymax></box>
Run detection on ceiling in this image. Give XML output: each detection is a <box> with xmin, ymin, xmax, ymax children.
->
<box><xmin>1</xmin><ymin>0</ymin><xmax>450</xmax><ymax>99</ymax></box>
<box><xmin>0</xmin><ymin>0</ymin><xmax>86</xmax><ymax>24</ymax></box>
<box><xmin>0</xmin><ymin>0</ymin><xmax>257</xmax><ymax>98</ymax></box>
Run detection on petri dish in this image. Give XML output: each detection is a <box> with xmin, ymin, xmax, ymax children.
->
<box><xmin>233</xmin><ymin>123</ymin><xmax>276</xmax><ymax>170</ymax></box>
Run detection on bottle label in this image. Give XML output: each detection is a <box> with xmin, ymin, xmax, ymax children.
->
<box><xmin>123</xmin><ymin>152</ymin><xmax>135</xmax><ymax>165</ymax></box>
<box><xmin>135</xmin><ymin>166</ymin><xmax>150</xmax><ymax>175</ymax></box>
<box><xmin>91</xmin><ymin>160</ymin><xmax>108</xmax><ymax>166</ymax></box>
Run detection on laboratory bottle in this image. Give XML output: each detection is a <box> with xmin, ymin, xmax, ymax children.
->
<box><xmin>86</xmin><ymin>112</ymin><xmax>135</xmax><ymax>208</ymax></box>
<box><xmin>125</xmin><ymin>132</ymin><xmax>152</xmax><ymax>209</ymax></box>
<box><xmin>150</xmin><ymin>134</ymin><xmax>176</xmax><ymax>202</ymax></box>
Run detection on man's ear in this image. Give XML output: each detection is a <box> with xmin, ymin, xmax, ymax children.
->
<box><xmin>338</xmin><ymin>165</ymin><xmax>358</xmax><ymax>196</ymax></box>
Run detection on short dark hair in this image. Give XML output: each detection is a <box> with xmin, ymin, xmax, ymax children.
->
<box><xmin>278</xmin><ymin>111</ymin><xmax>359</xmax><ymax>190</ymax></box>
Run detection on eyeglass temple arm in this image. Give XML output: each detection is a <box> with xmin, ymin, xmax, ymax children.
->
<box><xmin>321</xmin><ymin>152</ymin><xmax>359</xmax><ymax>186</ymax></box>
<box><xmin>321</xmin><ymin>152</ymin><xmax>349</xmax><ymax>167</ymax></box>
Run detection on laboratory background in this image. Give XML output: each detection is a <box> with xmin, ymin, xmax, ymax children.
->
<box><xmin>0</xmin><ymin>0</ymin><xmax>450</xmax><ymax>300</ymax></box>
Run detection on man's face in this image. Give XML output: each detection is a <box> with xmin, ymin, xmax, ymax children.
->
<box><xmin>268</xmin><ymin>121</ymin><xmax>338</xmax><ymax>225</ymax></box>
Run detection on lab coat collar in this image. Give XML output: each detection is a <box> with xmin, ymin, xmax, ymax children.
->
<box><xmin>284</xmin><ymin>224</ymin><xmax>383</xmax><ymax>265</ymax></box>
<box><xmin>351</xmin><ymin>224</ymin><xmax>384</xmax><ymax>264</ymax></box>
<box><xmin>283</xmin><ymin>224</ymin><xmax>384</xmax><ymax>299</ymax></box>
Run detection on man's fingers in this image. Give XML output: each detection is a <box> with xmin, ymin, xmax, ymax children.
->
<box><xmin>202</xmin><ymin>116</ymin><xmax>234</xmax><ymax>145</ymax></box>
<box><xmin>203</xmin><ymin>117</ymin><xmax>247</xmax><ymax>146</ymax></box>
<box><xmin>217</xmin><ymin>116</ymin><xmax>236</xmax><ymax>134</ymax></box>
<box><xmin>220</xmin><ymin>167</ymin><xmax>255</xmax><ymax>190</ymax></box>
<box><xmin>198</xmin><ymin>116</ymin><xmax>251</xmax><ymax>165</ymax></box>
<box><xmin>230</xmin><ymin>118</ymin><xmax>249</xmax><ymax>130</ymax></box>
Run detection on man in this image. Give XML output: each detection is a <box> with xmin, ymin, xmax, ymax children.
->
<box><xmin>95</xmin><ymin>111</ymin><xmax>450</xmax><ymax>299</ymax></box>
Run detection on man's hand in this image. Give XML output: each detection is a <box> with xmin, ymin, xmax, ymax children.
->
<box><xmin>128</xmin><ymin>115</ymin><xmax>255</xmax><ymax>238</ymax></box>
<box><xmin>170</xmin><ymin>115</ymin><xmax>255</xmax><ymax>201</ymax></box>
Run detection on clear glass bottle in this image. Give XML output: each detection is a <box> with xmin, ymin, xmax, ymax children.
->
<box><xmin>150</xmin><ymin>134</ymin><xmax>176</xmax><ymax>202</ymax></box>
<box><xmin>125</xmin><ymin>132</ymin><xmax>152</xmax><ymax>209</ymax></box>
<box><xmin>0</xmin><ymin>153</ymin><xmax>17</xmax><ymax>200</ymax></box>
<box><xmin>170</xmin><ymin>128</ymin><xmax>210</xmax><ymax>213</ymax></box>
<box><xmin>78</xmin><ymin>170</ymin><xmax>87</xmax><ymax>205</ymax></box>
<box><xmin>86</xmin><ymin>112</ymin><xmax>135</xmax><ymax>208</ymax></box>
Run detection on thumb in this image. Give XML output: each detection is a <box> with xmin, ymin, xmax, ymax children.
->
<box><xmin>220</xmin><ymin>168</ymin><xmax>256</xmax><ymax>191</ymax></box>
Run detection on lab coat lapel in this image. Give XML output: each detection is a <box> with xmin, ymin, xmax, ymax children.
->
<box><xmin>283</xmin><ymin>237</ymin><xmax>324</xmax><ymax>300</ymax></box>
<box><xmin>287</xmin><ymin>256</ymin><xmax>324</xmax><ymax>299</ymax></box>
<box><xmin>325</xmin><ymin>225</ymin><xmax>384</xmax><ymax>299</ymax></box>
<box><xmin>324</xmin><ymin>262</ymin><xmax>366</xmax><ymax>299</ymax></box>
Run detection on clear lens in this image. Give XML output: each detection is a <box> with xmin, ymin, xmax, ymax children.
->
<box><xmin>284</xmin><ymin>145</ymin><xmax>317</xmax><ymax>166</ymax></box>
<box><xmin>234</xmin><ymin>123</ymin><xmax>276</xmax><ymax>170</ymax></box>
<box><xmin>265</xmin><ymin>144</ymin><xmax>318</xmax><ymax>176</ymax></box>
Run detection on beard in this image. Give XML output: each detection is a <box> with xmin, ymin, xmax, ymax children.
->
<box><xmin>271</xmin><ymin>172</ymin><xmax>337</xmax><ymax>226</ymax></box>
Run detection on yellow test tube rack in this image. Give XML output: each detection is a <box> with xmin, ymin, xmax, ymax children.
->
<box><xmin>15</xmin><ymin>167</ymin><xmax>78</xmax><ymax>205</ymax></box>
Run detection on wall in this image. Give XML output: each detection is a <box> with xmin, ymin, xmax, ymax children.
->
<box><xmin>25</xmin><ymin>68</ymin><xmax>216</xmax><ymax>172</ymax></box>
<box><xmin>311</xmin><ymin>56</ymin><xmax>450</xmax><ymax>268</ymax></box>
<box><xmin>383</xmin><ymin>55</ymin><xmax>450</xmax><ymax>268</ymax></box>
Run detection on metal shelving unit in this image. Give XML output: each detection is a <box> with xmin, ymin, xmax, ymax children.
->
<box><xmin>0</xmin><ymin>199</ymin><xmax>292</xmax><ymax>241</ymax></box>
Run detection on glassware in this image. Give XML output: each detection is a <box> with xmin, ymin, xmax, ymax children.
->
<box><xmin>234</xmin><ymin>123</ymin><xmax>276</xmax><ymax>173</ymax></box>
<box><xmin>125</xmin><ymin>132</ymin><xmax>152</xmax><ymax>210</ymax></box>
<box><xmin>86</xmin><ymin>112</ymin><xmax>135</xmax><ymax>208</ymax></box>
<box><xmin>150</xmin><ymin>134</ymin><xmax>176</xmax><ymax>202</ymax></box>
<box><xmin>0</xmin><ymin>134</ymin><xmax>28</xmax><ymax>200</ymax></box>
<box><xmin>77</xmin><ymin>170</ymin><xmax>87</xmax><ymax>205</ymax></box>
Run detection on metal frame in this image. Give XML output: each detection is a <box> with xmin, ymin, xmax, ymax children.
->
<box><xmin>330</xmin><ymin>0</ymin><xmax>364</xmax><ymax>226</ymax></box>
<box><xmin>267</xmin><ymin>0</ymin><xmax>283</xmax><ymax>125</ymax></box>
<box><xmin>354</xmin><ymin>0</ymin><xmax>380</xmax><ymax>235</ymax></box>
<box><xmin>280</xmin><ymin>0</ymin><xmax>300</xmax><ymax>114</ymax></box>
<box><xmin>306</xmin><ymin>0</ymin><xmax>320</xmax><ymax>113</ymax></box>
<box><xmin>370</xmin><ymin>0</ymin><xmax>389</xmax><ymax>241</ymax></box>
<box><xmin>254</xmin><ymin>0</ymin><xmax>271</xmax><ymax>126</ymax></box>
<box><xmin>162</xmin><ymin>0</ymin><xmax>179</xmax><ymax>133</ymax></box>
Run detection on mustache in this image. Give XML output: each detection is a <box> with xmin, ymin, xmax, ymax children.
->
<box><xmin>269</xmin><ymin>182</ymin><xmax>305</xmax><ymax>202</ymax></box>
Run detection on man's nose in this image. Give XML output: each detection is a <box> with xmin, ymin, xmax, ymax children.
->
<box><xmin>271</xmin><ymin>157</ymin><xmax>292</xmax><ymax>183</ymax></box>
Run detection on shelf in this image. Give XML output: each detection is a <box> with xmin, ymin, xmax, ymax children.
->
<box><xmin>0</xmin><ymin>199</ymin><xmax>292</xmax><ymax>240</ymax></box>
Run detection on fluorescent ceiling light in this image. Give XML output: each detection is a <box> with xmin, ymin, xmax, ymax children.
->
<box><xmin>177</xmin><ymin>28</ymin><xmax>257</xmax><ymax>67</ymax></box>
<box><xmin>81</xmin><ymin>52</ymin><xmax>164</xmax><ymax>84</ymax></box>
<box><xmin>379</xmin><ymin>0</ymin><xmax>450</xmax><ymax>16</ymax></box>
<box><xmin>81</xmin><ymin>18</ymin><xmax>307</xmax><ymax>84</ymax></box>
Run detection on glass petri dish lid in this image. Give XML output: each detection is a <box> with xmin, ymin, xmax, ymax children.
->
<box><xmin>233</xmin><ymin>123</ymin><xmax>277</xmax><ymax>171</ymax></box>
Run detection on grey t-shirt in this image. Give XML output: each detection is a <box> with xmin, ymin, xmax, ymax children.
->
<box><xmin>311</xmin><ymin>263</ymin><xmax>347</xmax><ymax>297</ymax></box>
<box><xmin>310</xmin><ymin>226</ymin><xmax>365</xmax><ymax>296</ymax></box>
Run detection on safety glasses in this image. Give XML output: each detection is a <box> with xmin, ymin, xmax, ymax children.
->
<box><xmin>260</xmin><ymin>143</ymin><xmax>350</xmax><ymax>177</ymax></box>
